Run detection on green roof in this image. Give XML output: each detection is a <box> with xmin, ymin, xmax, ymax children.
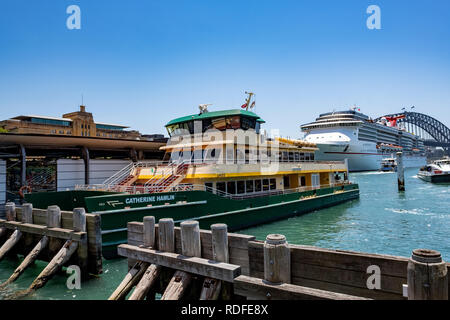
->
<box><xmin>165</xmin><ymin>109</ymin><xmax>265</xmax><ymax>126</ymax></box>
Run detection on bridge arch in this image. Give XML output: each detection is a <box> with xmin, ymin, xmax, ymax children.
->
<box><xmin>375</xmin><ymin>111</ymin><xmax>450</xmax><ymax>154</ymax></box>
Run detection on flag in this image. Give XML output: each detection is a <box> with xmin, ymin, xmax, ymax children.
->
<box><xmin>241</xmin><ymin>103</ymin><xmax>247</xmax><ymax>109</ymax></box>
<box><xmin>250</xmin><ymin>101</ymin><xmax>255</xmax><ymax>109</ymax></box>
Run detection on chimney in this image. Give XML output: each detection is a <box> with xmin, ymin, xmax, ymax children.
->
<box><xmin>80</xmin><ymin>105</ymin><xmax>86</xmax><ymax>112</ymax></box>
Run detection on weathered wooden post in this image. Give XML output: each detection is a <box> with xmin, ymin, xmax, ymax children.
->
<box><xmin>47</xmin><ymin>205</ymin><xmax>62</xmax><ymax>256</ymax></box>
<box><xmin>128</xmin><ymin>216</ymin><xmax>162</xmax><ymax>300</ymax></box>
<box><xmin>263</xmin><ymin>234</ymin><xmax>291</xmax><ymax>284</ymax></box>
<box><xmin>396</xmin><ymin>152</ymin><xmax>405</xmax><ymax>191</ymax></box>
<box><xmin>21</xmin><ymin>203</ymin><xmax>34</xmax><ymax>248</ymax></box>
<box><xmin>158</xmin><ymin>218</ymin><xmax>175</xmax><ymax>253</ymax></box>
<box><xmin>161</xmin><ymin>220</ymin><xmax>201</xmax><ymax>300</ymax></box>
<box><xmin>0</xmin><ymin>202</ymin><xmax>22</xmax><ymax>262</ymax></box>
<box><xmin>407</xmin><ymin>249</ymin><xmax>448</xmax><ymax>300</ymax></box>
<box><xmin>200</xmin><ymin>223</ymin><xmax>229</xmax><ymax>300</ymax></box>
<box><xmin>73</xmin><ymin>208</ymin><xmax>88</xmax><ymax>280</ymax></box>
<box><xmin>5</xmin><ymin>202</ymin><xmax>16</xmax><ymax>221</ymax></box>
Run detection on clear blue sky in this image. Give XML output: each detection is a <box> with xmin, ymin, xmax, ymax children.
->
<box><xmin>1</xmin><ymin>0</ymin><xmax>449</xmax><ymax>137</ymax></box>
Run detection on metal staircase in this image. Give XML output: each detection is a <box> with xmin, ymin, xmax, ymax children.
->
<box><xmin>144</xmin><ymin>161</ymin><xmax>189</xmax><ymax>193</ymax></box>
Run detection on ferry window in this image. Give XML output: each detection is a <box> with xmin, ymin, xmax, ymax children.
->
<box><xmin>255</xmin><ymin>122</ymin><xmax>260</xmax><ymax>134</ymax></box>
<box><xmin>255</xmin><ymin>180</ymin><xmax>262</xmax><ymax>192</ymax></box>
<box><xmin>212</xmin><ymin>117</ymin><xmax>227</xmax><ymax>130</ymax></box>
<box><xmin>300</xmin><ymin>176</ymin><xmax>306</xmax><ymax>187</ymax></box>
<box><xmin>304</xmin><ymin>153</ymin><xmax>310</xmax><ymax>161</ymax></box>
<box><xmin>237</xmin><ymin>181</ymin><xmax>245</xmax><ymax>194</ymax></box>
<box><xmin>263</xmin><ymin>179</ymin><xmax>270</xmax><ymax>191</ymax></box>
<box><xmin>216</xmin><ymin>182</ymin><xmax>226</xmax><ymax>193</ymax></box>
<box><xmin>227</xmin><ymin>116</ymin><xmax>240</xmax><ymax>129</ymax></box>
<box><xmin>283</xmin><ymin>176</ymin><xmax>290</xmax><ymax>188</ymax></box>
<box><xmin>294</xmin><ymin>152</ymin><xmax>300</xmax><ymax>161</ymax></box>
<box><xmin>246</xmin><ymin>180</ymin><xmax>254</xmax><ymax>193</ymax></box>
<box><xmin>310</xmin><ymin>153</ymin><xmax>314</xmax><ymax>160</ymax></box>
<box><xmin>241</xmin><ymin>117</ymin><xmax>256</xmax><ymax>130</ymax></box>
<box><xmin>289</xmin><ymin>152</ymin><xmax>294</xmax><ymax>162</ymax></box>
<box><xmin>282</xmin><ymin>152</ymin><xmax>288</xmax><ymax>162</ymax></box>
<box><xmin>204</xmin><ymin>183</ymin><xmax>213</xmax><ymax>191</ymax></box>
<box><xmin>227</xmin><ymin>181</ymin><xmax>236</xmax><ymax>194</ymax></box>
<box><xmin>269</xmin><ymin>178</ymin><xmax>276</xmax><ymax>190</ymax></box>
<box><xmin>202</xmin><ymin>119</ymin><xmax>212</xmax><ymax>131</ymax></box>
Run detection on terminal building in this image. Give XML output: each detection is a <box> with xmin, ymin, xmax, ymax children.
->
<box><xmin>0</xmin><ymin>105</ymin><xmax>167</xmax><ymax>204</ymax></box>
<box><xmin>0</xmin><ymin>105</ymin><xmax>142</xmax><ymax>139</ymax></box>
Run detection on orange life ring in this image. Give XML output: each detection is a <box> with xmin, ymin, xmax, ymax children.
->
<box><xmin>19</xmin><ymin>185</ymin><xmax>32</xmax><ymax>199</ymax></box>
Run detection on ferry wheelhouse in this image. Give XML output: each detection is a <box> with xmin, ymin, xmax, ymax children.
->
<box><xmin>26</xmin><ymin>98</ymin><xmax>359</xmax><ymax>258</ymax></box>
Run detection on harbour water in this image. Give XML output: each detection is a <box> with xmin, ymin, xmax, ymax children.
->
<box><xmin>0</xmin><ymin>168</ymin><xmax>448</xmax><ymax>300</ymax></box>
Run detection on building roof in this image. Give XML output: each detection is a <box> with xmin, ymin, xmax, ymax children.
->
<box><xmin>11</xmin><ymin>115</ymin><xmax>129</xmax><ymax>128</ymax></box>
<box><xmin>12</xmin><ymin>115</ymin><xmax>73</xmax><ymax>122</ymax></box>
<box><xmin>166</xmin><ymin>109</ymin><xmax>265</xmax><ymax>126</ymax></box>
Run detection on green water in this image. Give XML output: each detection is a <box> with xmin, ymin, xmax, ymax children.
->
<box><xmin>0</xmin><ymin>168</ymin><xmax>448</xmax><ymax>300</ymax></box>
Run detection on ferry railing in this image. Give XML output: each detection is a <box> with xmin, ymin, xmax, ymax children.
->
<box><xmin>75</xmin><ymin>181</ymin><xmax>352</xmax><ymax>199</ymax></box>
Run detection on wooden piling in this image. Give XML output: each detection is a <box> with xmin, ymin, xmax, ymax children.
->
<box><xmin>73</xmin><ymin>208</ymin><xmax>88</xmax><ymax>279</ymax></box>
<box><xmin>0</xmin><ymin>236</ymin><xmax>49</xmax><ymax>288</ymax></box>
<box><xmin>264</xmin><ymin>234</ymin><xmax>291</xmax><ymax>284</ymax></box>
<box><xmin>20</xmin><ymin>239</ymin><xmax>79</xmax><ymax>296</ymax></box>
<box><xmin>161</xmin><ymin>220</ymin><xmax>201</xmax><ymax>300</ymax></box>
<box><xmin>407</xmin><ymin>249</ymin><xmax>448</xmax><ymax>300</ymax></box>
<box><xmin>108</xmin><ymin>261</ymin><xmax>149</xmax><ymax>300</ymax></box>
<box><xmin>0</xmin><ymin>229</ymin><xmax>23</xmax><ymax>262</ymax></box>
<box><xmin>158</xmin><ymin>218</ymin><xmax>175</xmax><ymax>253</ymax></box>
<box><xmin>397</xmin><ymin>152</ymin><xmax>405</xmax><ymax>191</ymax></box>
<box><xmin>21</xmin><ymin>203</ymin><xmax>34</xmax><ymax>248</ymax></box>
<box><xmin>0</xmin><ymin>202</ymin><xmax>22</xmax><ymax>262</ymax></box>
<box><xmin>128</xmin><ymin>216</ymin><xmax>162</xmax><ymax>300</ymax></box>
<box><xmin>47</xmin><ymin>205</ymin><xmax>62</xmax><ymax>256</ymax></box>
<box><xmin>142</xmin><ymin>216</ymin><xmax>156</xmax><ymax>248</ymax></box>
<box><xmin>5</xmin><ymin>202</ymin><xmax>16</xmax><ymax>221</ymax></box>
<box><xmin>200</xmin><ymin>223</ymin><xmax>229</xmax><ymax>300</ymax></box>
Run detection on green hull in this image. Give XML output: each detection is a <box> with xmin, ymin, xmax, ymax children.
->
<box><xmin>26</xmin><ymin>184</ymin><xmax>359</xmax><ymax>259</ymax></box>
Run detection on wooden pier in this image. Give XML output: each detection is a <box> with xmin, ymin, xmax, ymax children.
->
<box><xmin>0</xmin><ymin>202</ymin><xmax>102</xmax><ymax>297</ymax></box>
<box><xmin>111</xmin><ymin>216</ymin><xmax>449</xmax><ymax>300</ymax></box>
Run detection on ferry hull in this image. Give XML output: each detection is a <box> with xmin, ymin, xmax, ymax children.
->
<box><xmin>26</xmin><ymin>184</ymin><xmax>360</xmax><ymax>259</ymax></box>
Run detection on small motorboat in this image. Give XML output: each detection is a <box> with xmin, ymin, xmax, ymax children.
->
<box><xmin>418</xmin><ymin>157</ymin><xmax>450</xmax><ymax>183</ymax></box>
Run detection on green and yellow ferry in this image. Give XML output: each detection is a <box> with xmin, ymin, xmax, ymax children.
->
<box><xmin>26</xmin><ymin>100</ymin><xmax>359</xmax><ymax>258</ymax></box>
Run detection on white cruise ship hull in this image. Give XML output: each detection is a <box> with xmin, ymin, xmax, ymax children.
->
<box><xmin>314</xmin><ymin>143</ymin><xmax>427</xmax><ymax>172</ymax></box>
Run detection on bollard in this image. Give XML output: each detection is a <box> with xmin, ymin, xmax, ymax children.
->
<box><xmin>5</xmin><ymin>202</ymin><xmax>16</xmax><ymax>221</ymax></box>
<box><xmin>158</xmin><ymin>218</ymin><xmax>175</xmax><ymax>253</ymax></box>
<box><xmin>47</xmin><ymin>205</ymin><xmax>62</xmax><ymax>256</ymax></box>
<box><xmin>21</xmin><ymin>203</ymin><xmax>33</xmax><ymax>224</ymax></box>
<box><xmin>200</xmin><ymin>223</ymin><xmax>230</xmax><ymax>300</ymax></box>
<box><xmin>143</xmin><ymin>216</ymin><xmax>156</xmax><ymax>248</ymax></box>
<box><xmin>396</xmin><ymin>152</ymin><xmax>405</xmax><ymax>191</ymax></box>
<box><xmin>73</xmin><ymin>208</ymin><xmax>88</xmax><ymax>279</ymax></box>
<box><xmin>407</xmin><ymin>249</ymin><xmax>448</xmax><ymax>300</ymax></box>
<box><xmin>263</xmin><ymin>234</ymin><xmax>291</xmax><ymax>284</ymax></box>
<box><xmin>180</xmin><ymin>220</ymin><xmax>201</xmax><ymax>258</ymax></box>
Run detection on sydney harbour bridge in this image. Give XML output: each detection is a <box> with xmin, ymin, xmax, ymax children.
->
<box><xmin>375</xmin><ymin>111</ymin><xmax>450</xmax><ymax>155</ymax></box>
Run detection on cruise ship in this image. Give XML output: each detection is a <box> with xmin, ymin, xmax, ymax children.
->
<box><xmin>300</xmin><ymin>108</ymin><xmax>426</xmax><ymax>172</ymax></box>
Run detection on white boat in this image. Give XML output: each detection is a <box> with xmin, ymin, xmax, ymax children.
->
<box><xmin>380</xmin><ymin>158</ymin><xmax>397</xmax><ymax>172</ymax></box>
<box><xmin>418</xmin><ymin>157</ymin><xmax>450</xmax><ymax>183</ymax></box>
<box><xmin>301</xmin><ymin>108</ymin><xmax>427</xmax><ymax>172</ymax></box>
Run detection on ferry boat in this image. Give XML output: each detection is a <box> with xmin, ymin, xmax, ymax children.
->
<box><xmin>418</xmin><ymin>157</ymin><xmax>450</xmax><ymax>183</ymax></box>
<box><xmin>25</xmin><ymin>95</ymin><xmax>360</xmax><ymax>258</ymax></box>
<box><xmin>300</xmin><ymin>108</ymin><xmax>427</xmax><ymax>172</ymax></box>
